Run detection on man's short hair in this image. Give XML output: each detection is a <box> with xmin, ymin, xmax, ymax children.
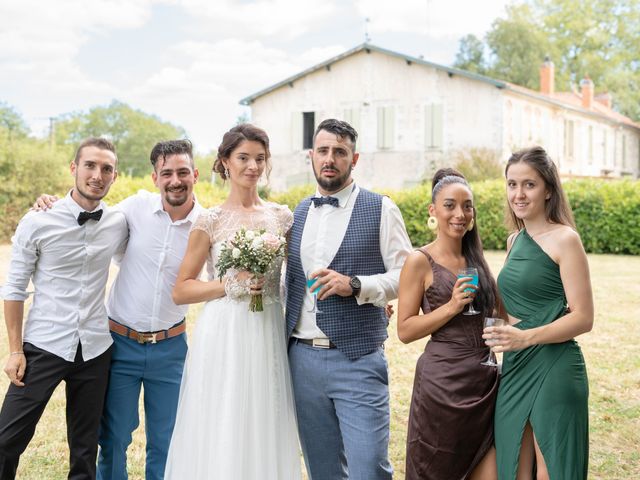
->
<box><xmin>74</xmin><ymin>137</ymin><xmax>118</xmax><ymax>165</ymax></box>
<box><xmin>313</xmin><ymin>119</ymin><xmax>358</xmax><ymax>151</ymax></box>
<box><xmin>150</xmin><ymin>139</ymin><xmax>194</xmax><ymax>170</ymax></box>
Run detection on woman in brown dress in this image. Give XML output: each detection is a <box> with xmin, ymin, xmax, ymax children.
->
<box><xmin>397</xmin><ymin>168</ymin><xmax>499</xmax><ymax>480</ymax></box>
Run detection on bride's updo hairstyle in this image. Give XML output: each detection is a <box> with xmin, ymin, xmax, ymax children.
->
<box><xmin>430</xmin><ymin>168</ymin><xmax>498</xmax><ymax>316</ymax></box>
<box><xmin>213</xmin><ymin>123</ymin><xmax>272</xmax><ymax>181</ymax></box>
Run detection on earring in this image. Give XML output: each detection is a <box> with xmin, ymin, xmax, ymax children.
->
<box><xmin>467</xmin><ymin>218</ymin><xmax>475</xmax><ymax>232</ymax></box>
<box><xmin>224</xmin><ymin>167</ymin><xmax>230</xmax><ymax>179</ymax></box>
<box><xmin>427</xmin><ymin>216</ymin><xmax>438</xmax><ymax>231</ymax></box>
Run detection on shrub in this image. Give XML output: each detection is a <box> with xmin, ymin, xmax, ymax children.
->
<box><xmin>451</xmin><ymin>147</ymin><xmax>503</xmax><ymax>182</ymax></box>
<box><xmin>0</xmin><ymin>139</ymin><xmax>70</xmax><ymax>241</ymax></box>
<box><xmin>2</xmin><ymin>164</ymin><xmax>639</xmax><ymax>255</ymax></box>
<box><xmin>566</xmin><ymin>179</ymin><xmax>640</xmax><ymax>255</ymax></box>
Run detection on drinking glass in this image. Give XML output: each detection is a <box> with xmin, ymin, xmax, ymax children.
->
<box><xmin>481</xmin><ymin>317</ymin><xmax>506</xmax><ymax>366</ymax></box>
<box><xmin>457</xmin><ymin>267</ymin><xmax>480</xmax><ymax>316</ymax></box>
<box><xmin>306</xmin><ymin>270</ymin><xmax>323</xmax><ymax>314</ymax></box>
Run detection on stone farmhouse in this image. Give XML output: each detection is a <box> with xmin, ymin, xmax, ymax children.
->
<box><xmin>240</xmin><ymin>43</ymin><xmax>640</xmax><ymax>191</ymax></box>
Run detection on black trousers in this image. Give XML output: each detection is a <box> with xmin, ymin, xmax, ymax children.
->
<box><xmin>0</xmin><ymin>342</ymin><xmax>111</xmax><ymax>480</ymax></box>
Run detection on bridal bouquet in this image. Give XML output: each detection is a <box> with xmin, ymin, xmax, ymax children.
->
<box><xmin>216</xmin><ymin>228</ymin><xmax>287</xmax><ymax>312</ymax></box>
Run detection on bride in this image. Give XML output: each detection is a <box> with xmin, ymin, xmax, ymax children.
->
<box><xmin>164</xmin><ymin>124</ymin><xmax>301</xmax><ymax>479</ymax></box>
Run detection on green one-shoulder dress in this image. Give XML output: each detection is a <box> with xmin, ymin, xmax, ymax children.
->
<box><xmin>496</xmin><ymin>230</ymin><xmax>589</xmax><ymax>479</ymax></box>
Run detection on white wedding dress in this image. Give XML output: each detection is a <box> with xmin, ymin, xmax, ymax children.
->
<box><xmin>164</xmin><ymin>204</ymin><xmax>301</xmax><ymax>480</ymax></box>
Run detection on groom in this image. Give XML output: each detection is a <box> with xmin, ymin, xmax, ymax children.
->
<box><xmin>286</xmin><ymin>119</ymin><xmax>412</xmax><ymax>479</ymax></box>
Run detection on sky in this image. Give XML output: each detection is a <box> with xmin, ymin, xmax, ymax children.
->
<box><xmin>0</xmin><ymin>0</ymin><xmax>511</xmax><ymax>153</ymax></box>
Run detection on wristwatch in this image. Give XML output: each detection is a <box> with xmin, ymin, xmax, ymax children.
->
<box><xmin>349</xmin><ymin>276</ymin><xmax>361</xmax><ymax>297</ymax></box>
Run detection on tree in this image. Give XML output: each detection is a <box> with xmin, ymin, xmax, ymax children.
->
<box><xmin>453</xmin><ymin>35</ymin><xmax>487</xmax><ymax>75</ymax></box>
<box><xmin>485</xmin><ymin>4</ymin><xmax>552</xmax><ymax>89</ymax></box>
<box><xmin>454</xmin><ymin>0</ymin><xmax>640</xmax><ymax>120</ymax></box>
<box><xmin>0</xmin><ymin>102</ymin><xmax>30</xmax><ymax>141</ymax></box>
<box><xmin>54</xmin><ymin>101</ymin><xmax>186</xmax><ymax>177</ymax></box>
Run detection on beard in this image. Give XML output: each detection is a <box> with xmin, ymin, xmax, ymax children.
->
<box><xmin>313</xmin><ymin>164</ymin><xmax>352</xmax><ymax>193</ymax></box>
<box><xmin>74</xmin><ymin>182</ymin><xmax>107</xmax><ymax>203</ymax></box>
<box><xmin>163</xmin><ymin>185</ymin><xmax>190</xmax><ymax>207</ymax></box>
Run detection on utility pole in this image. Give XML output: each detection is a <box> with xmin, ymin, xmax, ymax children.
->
<box><xmin>48</xmin><ymin>116</ymin><xmax>56</xmax><ymax>149</ymax></box>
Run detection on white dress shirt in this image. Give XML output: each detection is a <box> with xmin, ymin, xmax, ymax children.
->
<box><xmin>292</xmin><ymin>183</ymin><xmax>412</xmax><ymax>339</ymax></box>
<box><xmin>1</xmin><ymin>193</ymin><xmax>128</xmax><ymax>361</ymax></box>
<box><xmin>107</xmin><ymin>190</ymin><xmax>203</xmax><ymax>332</ymax></box>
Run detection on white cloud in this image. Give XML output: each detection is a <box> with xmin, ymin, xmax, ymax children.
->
<box><xmin>355</xmin><ymin>0</ymin><xmax>508</xmax><ymax>37</ymax></box>
<box><xmin>124</xmin><ymin>39</ymin><xmax>346</xmax><ymax>152</ymax></box>
<box><xmin>0</xmin><ymin>0</ymin><xmax>511</xmax><ymax>153</ymax></box>
<box><xmin>180</xmin><ymin>0</ymin><xmax>338</xmax><ymax>39</ymax></box>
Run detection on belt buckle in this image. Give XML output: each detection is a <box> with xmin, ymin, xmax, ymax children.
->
<box><xmin>312</xmin><ymin>338</ymin><xmax>331</xmax><ymax>349</ymax></box>
<box><xmin>137</xmin><ymin>332</ymin><xmax>157</xmax><ymax>344</ymax></box>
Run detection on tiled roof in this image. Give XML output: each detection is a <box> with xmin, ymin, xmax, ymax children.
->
<box><xmin>239</xmin><ymin>43</ymin><xmax>640</xmax><ymax>130</ymax></box>
<box><xmin>505</xmin><ymin>83</ymin><xmax>640</xmax><ymax>129</ymax></box>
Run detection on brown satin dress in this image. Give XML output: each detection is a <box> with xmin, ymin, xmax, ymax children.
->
<box><xmin>405</xmin><ymin>248</ymin><xmax>499</xmax><ymax>480</ymax></box>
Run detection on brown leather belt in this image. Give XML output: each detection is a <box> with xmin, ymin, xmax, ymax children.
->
<box><xmin>109</xmin><ymin>319</ymin><xmax>186</xmax><ymax>344</ymax></box>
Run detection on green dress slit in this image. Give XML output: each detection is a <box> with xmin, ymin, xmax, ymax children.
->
<box><xmin>496</xmin><ymin>230</ymin><xmax>589</xmax><ymax>479</ymax></box>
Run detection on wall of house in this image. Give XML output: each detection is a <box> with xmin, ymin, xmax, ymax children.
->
<box><xmin>249</xmin><ymin>49</ymin><xmax>639</xmax><ymax>190</ymax></box>
<box><xmin>250</xmin><ymin>49</ymin><xmax>504</xmax><ymax>191</ymax></box>
<box><xmin>503</xmin><ymin>92</ymin><xmax>640</xmax><ymax>178</ymax></box>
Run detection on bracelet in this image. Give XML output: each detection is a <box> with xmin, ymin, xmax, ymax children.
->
<box><xmin>10</xmin><ymin>351</ymin><xmax>24</xmax><ymax>356</ymax></box>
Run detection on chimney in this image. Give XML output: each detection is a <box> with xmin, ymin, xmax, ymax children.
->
<box><xmin>540</xmin><ymin>57</ymin><xmax>554</xmax><ymax>95</ymax></box>
<box><xmin>580</xmin><ymin>76</ymin><xmax>594</xmax><ymax>109</ymax></box>
<box><xmin>595</xmin><ymin>92</ymin><xmax>612</xmax><ymax>109</ymax></box>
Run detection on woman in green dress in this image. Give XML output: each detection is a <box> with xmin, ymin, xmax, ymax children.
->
<box><xmin>484</xmin><ymin>147</ymin><xmax>593</xmax><ymax>479</ymax></box>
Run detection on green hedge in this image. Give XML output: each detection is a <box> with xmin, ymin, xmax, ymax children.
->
<box><xmin>272</xmin><ymin>178</ymin><xmax>640</xmax><ymax>254</ymax></box>
<box><xmin>2</xmin><ymin>175</ymin><xmax>639</xmax><ymax>255</ymax></box>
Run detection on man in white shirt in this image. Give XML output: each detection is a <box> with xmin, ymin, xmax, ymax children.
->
<box><xmin>33</xmin><ymin>140</ymin><xmax>202</xmax><ymax>480</ymax></box>
<box><xmin>0</xmin><ymin>138</ymin><xmax>128</xmax><ymax>479</ymax></box>
<box><xmin>285</xmin><ymin>119</ymin><xmax>412</xmax><ymax>479</ymax></box>
<box><xmin>96</xmin><ymin>140</ymin><xmax>201</xmax><ymax>480</ymax></box>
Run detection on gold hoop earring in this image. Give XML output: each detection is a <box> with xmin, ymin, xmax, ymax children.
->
<box><xmin>467</xmin><ymin>218</ymin><xmax>475</xmax><ymax>232</ymax></box>
<box><xmin>427</xmin><ymin>216</ymin><xmax>438</xmax><ymax>231</ymax></box>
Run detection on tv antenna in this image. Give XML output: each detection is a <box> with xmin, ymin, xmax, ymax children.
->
<box><xmin>364</xmin><ymin>17</ymin><xmax>371</xmax><ymax>43</ymax></box>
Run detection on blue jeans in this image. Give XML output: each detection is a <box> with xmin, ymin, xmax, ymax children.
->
<box><xmin>97</xmin><ymin>331</ymin><xmax>187</xmax><ymax>480</ymax></box>
<box><xmin>288</xmin><ymin>340</ymin><xmax>393</xmax><ymax>480</ymax></box>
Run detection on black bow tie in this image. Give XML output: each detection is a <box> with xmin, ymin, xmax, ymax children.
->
<box><xmin>311</xmin><ymin>196</ymin><xmax>339</xmax><ymax>208</ymax></box>
<box><xmin>77</xmin><ymin>209</ymin><xmax>103</xmax><ymax>226</ymax></box>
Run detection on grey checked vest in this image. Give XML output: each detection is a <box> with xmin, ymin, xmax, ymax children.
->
<box><xmin>286</xmin><ymin>188</ymin><xmax>388</xmax><ymax>360</ymax></box>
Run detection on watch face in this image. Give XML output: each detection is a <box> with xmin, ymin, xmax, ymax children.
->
<box><xmin>351</xmin><ymin>277</ymin><xmax>361</xmax><ymax>289</ymax></box>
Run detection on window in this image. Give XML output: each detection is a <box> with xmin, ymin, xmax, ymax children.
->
<box><xmin>302</xmin><ymin>112</ymin><xmax>315</xmax><ymax>149</ymax></box>
<box><xmin>424</xmin><ymin>104</ymin><xmax>443</xmax><ymax>149</ymax></box>
<box><xmin>377</xmin><ymin>106</ymin><xmax>395</xmax><ymax>149</ymax></box>
<box><xmin>588</xmin><ymin>126</ymin><xmax>593</xmax><ymax>164</ymax></box>
<box><xmin>564</xmin><ymin>119</ymin><xmax>574</xmax><ymax>161</ymax></box>
<box><xmin>342</xmin><ymin>108</ymin><xmax>361</xmax><ymax>137</ymax></box>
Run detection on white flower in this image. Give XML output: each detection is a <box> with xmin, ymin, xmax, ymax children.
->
<box><xmin>232</xmin><ymin>248</ymin><xmax>241</xmax><ymax>259</ymax></box>
<box><xmin>251</xmin><ymin>237</ymin><xmax>264</xmax><ymax>249</ymax></box>
<box><xmin>245</xmin><ymin>230</ymin><xmax>255</xmax><ymax>240</ymax></box>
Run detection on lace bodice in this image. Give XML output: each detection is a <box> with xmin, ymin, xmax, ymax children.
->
<box><xmin>192</xmin><ymin>202</ymin><xmax>293</xmax><ymax>303</ymax></box>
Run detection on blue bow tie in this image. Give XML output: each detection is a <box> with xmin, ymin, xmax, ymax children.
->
<box><xmin>77</xmin><ymin>209</ymin><xmax>103</xmax><ymax>226</ymax></box>
<box><xmin>311</xmin><ymin>196</ymin><xmax>339</xmax><ymax>208</ymax></box>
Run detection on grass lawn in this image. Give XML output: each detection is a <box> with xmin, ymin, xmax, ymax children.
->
<box><xmin>0</xmin><ymin>246</ymin><xmax>638</xmax><ymax>479</ymax></box>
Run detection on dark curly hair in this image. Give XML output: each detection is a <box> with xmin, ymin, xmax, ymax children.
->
<box><xmin>313</xmin><ymin>118</ymin><xmax>358</xmax><ymax>150</ymax></box>
<box><xmin>150</xmin><ymin>139</ymin><xmax>194</xmax><ymax>170</ymax></box>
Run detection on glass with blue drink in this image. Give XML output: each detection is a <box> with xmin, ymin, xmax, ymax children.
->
<box><xmin>306</xmin><ymin>270</ymin><xmax>323</xmax><ymax>314</ymax></box>
<box><xmin>457</xmin><ymin>267</ymin><xmax>480</xmax><ymax>316</ymax></box>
